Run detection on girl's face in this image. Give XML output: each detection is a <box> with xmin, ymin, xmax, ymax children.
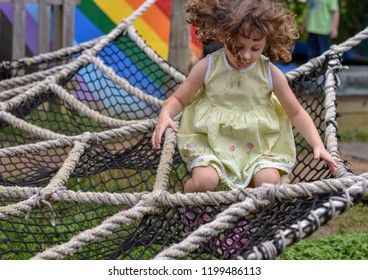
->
<box><xmin>225</xmin><ymin>35</ymin><xmax>266</xmax><ymax>69</ymax></box>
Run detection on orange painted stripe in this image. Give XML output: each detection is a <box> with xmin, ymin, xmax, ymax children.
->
<box><xmin>191</xmin><ymin>42</ymin><xmax>203</xmax><ymax>59</ymax></box>
<box><xmin>126</xmin><ymin>0</ymin><xmax>170</xmax><ymax>43</ymax></box>
<box><xmin>190</xmin><ymin>26</ymin><xmax>202</xmax><ymax>58</ymax></box>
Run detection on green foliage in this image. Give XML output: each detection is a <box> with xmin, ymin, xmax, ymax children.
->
<box><xmin>340</xmin><ymin>130</ymin><xmax>368</xmax><ymax>143</ymax></box>
<box><xmin>338</xmin><ymin>0</ymin><xmax>367</xmax><ymax>47</ymax></box>
<box><xmin>278</xmin><ymin>232</ymin><xmax>368</xmax><ymax>259</ymax></box>
<box><xmin>278</xmin><ymin>203</ymin><xmax>368</xmax><ymax>259</ymax></box>
<box><xmin>284</xmin><ymin>0</ymin><xmax>368</xmax><ymax>50</ymax></box>
<box><xmin>284</xmin><ymin>0</ymin><xmax>309</xmax><ymax>30</ymax></box>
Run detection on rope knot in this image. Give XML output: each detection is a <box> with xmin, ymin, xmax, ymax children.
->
<box><xmin>25</xmin><ymin>188</ymin><xmax>56</xmax><ymax>226</ymax></box>
<box><xmin>0</xmin><ymin>102</ymin><xmax>6</xmax><ymax>112</ymax></box>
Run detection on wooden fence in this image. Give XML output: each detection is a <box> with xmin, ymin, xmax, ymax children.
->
<box><xmin>0</xmin><ymin>0</ymin><xmax>79</xmax><ymax>60</ymax></box>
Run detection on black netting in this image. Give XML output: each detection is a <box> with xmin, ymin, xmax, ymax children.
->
<box><xmin>0</xmin><ymin>24</ymin><xmax>358</xmax><ymax>260</ymax></box>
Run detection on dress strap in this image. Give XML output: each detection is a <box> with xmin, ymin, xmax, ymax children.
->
<box><xmin>204</xmin><ymin>53</ymin><xmax>213</xmax><ymax>83</ymax></box>
<box><xmin>264</xmin><ymin>58</ymin><xmax>273</xmax><ymax>91</ymax></box>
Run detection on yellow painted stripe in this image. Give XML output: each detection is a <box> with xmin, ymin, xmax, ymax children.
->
<box><xmin>94</xmin><ymin>0</ymin><xmax>168</xmax><ymax>58</ymax></box>
<box><xmin>126</xmin><ymin>0</ymin><xmax>170</xmax><ymax>42</ymax></box>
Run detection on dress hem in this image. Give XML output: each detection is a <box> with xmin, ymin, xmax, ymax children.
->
<box><xmin>188</xmin><ymin>155</ymin><xmax>293</xmax><ymax>190</ymax></box>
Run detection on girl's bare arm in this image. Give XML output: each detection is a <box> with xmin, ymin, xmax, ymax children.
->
<box><xmin>270</xmin><ymin>63</ymin><xmax>337</xmax><ymax>175</ymax></box>
<box><xmin>151</xmin><ymin>57</ymin><xmax>209</xmax><ymax>149</ymax></box>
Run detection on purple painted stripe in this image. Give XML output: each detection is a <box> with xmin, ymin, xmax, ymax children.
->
<box><xmin>0</xmin><ymin>3</ymin><xmax>38</xmax><ymax>54</ymax></box>
<box><xmin>25</xmin><ymin>7</ymin><xmax>38</xmax><ymax>53</ymax></box>
<box><xmin>73</xmin><ymin>74</ymin><xmax>99</xmax><ymax>102</ymax></box>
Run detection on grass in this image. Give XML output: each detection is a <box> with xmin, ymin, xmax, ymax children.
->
<box><xmin>277</xmin><ymin>232</ymin><xmax>368</xmax><ymax>260</ymax></box>
<box><xmin>278</xmin><ymin>203</ymin><xmax>368</xmax><ymax>260</ymax></box>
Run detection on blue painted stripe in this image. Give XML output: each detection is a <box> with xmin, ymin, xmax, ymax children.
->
<box><xmin>75</xmin><ymin>8</ymin><xmax>104</xmax><ymax>43</ymax></box>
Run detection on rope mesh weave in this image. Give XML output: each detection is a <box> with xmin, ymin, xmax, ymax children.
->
<box><xmin>0</xmin><ymin>0</ymin><xmax>367</xmax><ymax>260</ymax></box>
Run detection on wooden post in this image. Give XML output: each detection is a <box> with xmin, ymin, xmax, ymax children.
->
<box><xmin>52</xmin><ymin>3</ymin><xmax>62</xmax><ymax>51</ymax></box>
<box><xmin>0</xmin><ymin>0</ymin><xmax>79</xmax><ymax>59</ymax></box>
<box><xmin>168</xmin><ymin>0</ymin><xmax>190</xmax><ymax>75</ymax></box>
<box><xmin>38</xmin><ymin>0</ymin><xmax>51</xmax><ymax>54</ymax></box>
<box><xmin>52</xmin><ymin>0</ymin><xmax>77</xmax><ymax>51</ymax></box>
<box><xmin>12</xmin><ymin>0</ymin><xmax>26</xmax><ymax>59</ymax></box>
<box><xmin>62</xmin><ymin>0</ymin><xmax>75</xmax><ymax>48</ymax></box>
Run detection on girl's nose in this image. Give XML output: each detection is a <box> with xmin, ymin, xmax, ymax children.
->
<box><xmin>241</xmin><ymin>50</ymin><xmax>251</xmax><ymax>60</ymax></box>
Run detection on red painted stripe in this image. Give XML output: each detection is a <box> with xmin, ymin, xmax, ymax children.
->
<box><xmin>156</xmin><ymin>0</ymin><xmax>171</xmax><ymax>18</ymax></box>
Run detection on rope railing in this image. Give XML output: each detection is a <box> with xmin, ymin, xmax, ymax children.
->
<box><xmin>0</xmin><ymin>1</ymin><xmax>367</xmax><ymax>260</ymax></box>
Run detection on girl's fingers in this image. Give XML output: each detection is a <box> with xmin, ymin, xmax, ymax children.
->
<box><xmin>314</xmin><ymin>147</ymin><xmax>338</xmax><ymax>176</ymax></box>
<box><xmin>151</xmin><ymin>128</ymin><xmax>162</xmax><ymax>149</ymax></box>
<box><xmin>151</xmin><ymin>117</ymin><xmax>178</xmax><ymax>149</ymax></box>
<box><xmin>170</xmin><ymin>121</ymin><xmax>179</xmax><ymax>133</ymax></box>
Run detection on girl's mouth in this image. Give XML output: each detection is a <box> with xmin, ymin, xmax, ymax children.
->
<box><xmin>237</xmin><ymin>61</ymin><xmax>249</xmax><ymax>68</ymax></box>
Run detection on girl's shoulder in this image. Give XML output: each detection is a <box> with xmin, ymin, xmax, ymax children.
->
<box><xmin>206</xmin><ymin>47</ymin><xmax>224</xmax><ymax>61</ymax></box>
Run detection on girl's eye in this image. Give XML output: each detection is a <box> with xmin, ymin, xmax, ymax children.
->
<box><xmin>252</xmin><ymin>48</ymin><xmax>261</xmax><ymax>51</ymax></box>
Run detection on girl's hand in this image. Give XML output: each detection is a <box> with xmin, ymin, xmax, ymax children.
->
<box><xmin>313</xmin><ymin>145</ymin><xmax>338</xmax><ymax>176</ymax></box>
<box><xmin>151</xmin><ymin>113</ymin><xmax>178</xmax><ymax>149</ymax></box>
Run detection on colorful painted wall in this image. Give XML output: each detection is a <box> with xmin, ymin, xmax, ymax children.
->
<box><xmin>76</xmin><ymin>0</ymin><xmax>202</xmax><ymax>59</ymax></box>
<box><xmin>0</xmin><ymin>0</ymin><xmax>202</xmax><ymax>60</ymax></box>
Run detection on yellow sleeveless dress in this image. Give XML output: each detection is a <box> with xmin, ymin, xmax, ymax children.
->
<box><xmin>177</xmin><ymin>48</ymin><xmax>296</xmax><ymax>190</ymax></box>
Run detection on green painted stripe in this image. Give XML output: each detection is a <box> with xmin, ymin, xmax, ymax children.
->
<box><xmin>78</xmin><ymin>0</ymin><xmax>115</xmax><ymax>34</ymax></box>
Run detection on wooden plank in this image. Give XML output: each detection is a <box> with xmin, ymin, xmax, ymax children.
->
<box><xmin>12</xmin><ymin>0</ymin><xmax>26</xmax><ymax>60</ymax></box>
<box><xmin>61</xmin><ymin>0</ymin><xmax>74</xmax><ymax>48</ymax></box>
<box><xmin>337</xmin><ymin>95</ymin><xmax>368</xmax><ymax>114</ymax></box>
<box><xmin>51</xmin><ymin>0</ymin><xmax>80</xmax><ymax>50</ymax></box>
<box><xmin>38</xmin><ymin>0</ymin><xmax>51</xmax><ymax>54</ymax></box>
<box><xmin>52</xmin><ymin>4</ymin><xmax>61</xmax><ymax>51</ymax></box>
<box><xmin>336</xmin><ymin>95</ymin><xmax>368</xmax><ymax>132</ymax></box>
<box><xmin>337</xmin><ymin>113</ymin><xmax>368</xmax><ymax>132</ymax></box>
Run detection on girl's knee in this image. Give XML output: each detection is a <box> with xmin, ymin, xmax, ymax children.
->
<box><xmin>251</xmin><ymin>168</ymin><xmax>281</xmax><ymax>187</ymax></box>
<box><xmin>186</xmin><ymin>166</ymin><xmax>219</xmax><ymax>192</ymax></box>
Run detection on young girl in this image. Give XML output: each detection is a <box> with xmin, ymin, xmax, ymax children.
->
<box><xmin>152</xmin><ymin>0</ymin><xmax>337</xmax><ymax>193</ymax></box>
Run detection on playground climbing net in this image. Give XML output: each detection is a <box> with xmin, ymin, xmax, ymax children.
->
<box><xmin>0</xmin><ymin>0</ymin><xmax>367</xmax><ymax>260</ymax></box>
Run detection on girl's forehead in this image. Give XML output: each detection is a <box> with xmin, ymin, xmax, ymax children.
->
<box><xmin>235</xmin><ymin>35</ymin><xmax>266</xmax><ymax>44</ymax></box>
<box><xmin>239</xmin><ymin>25</ymin><xmax>267</xmax><ymax>40</ymax></box>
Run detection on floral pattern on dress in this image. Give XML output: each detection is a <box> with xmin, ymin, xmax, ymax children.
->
<box><xmin>246</xmin><ymin>142</ymin><xmax>254</xmax><ymax>160</ymax></box>
<box><xmin>187</xmin><ymin>143</ymin><xmax>197</xmax><ymax>149</ymax></box>
<box><xmin>229</xmin><ymin>145</ymin><xmax>240</xmax><ymax>169</ymax></box>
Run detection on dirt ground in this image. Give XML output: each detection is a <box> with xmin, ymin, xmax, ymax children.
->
<box><xmin>339</xmin><ymin>150</ymin><xmax>368</xmax><ymax>175</ymax></box>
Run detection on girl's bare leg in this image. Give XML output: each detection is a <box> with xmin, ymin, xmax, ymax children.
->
<box><xmin>250</xmin><ymin>168</ymin><xmax>281</xmax><ymax>188</ymax></box>
<box><xmin>184</xmin><ymin>166</ymin><xmax>219</xmax><ymax>193</ymax></box>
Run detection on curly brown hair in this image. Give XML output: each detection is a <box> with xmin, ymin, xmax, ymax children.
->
<box><xmin>185</xmin><ymin>0</ymin><xmax>299</xmax><ymax>63</ymax></box>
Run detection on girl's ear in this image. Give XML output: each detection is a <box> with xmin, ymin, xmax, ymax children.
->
<box><xmin>217</xmin><ymin>34</ymin><xmax>226</xmax><ymax>44</ymax></box>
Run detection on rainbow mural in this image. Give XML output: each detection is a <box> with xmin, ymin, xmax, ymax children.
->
<box><xmin>0</xmin><ymin>0</ymin><xmax>202</xmax><ymax>60</ymax></box>
<box><xmin>0</xmin><ymin>0</ymin><xmax>203</xmax><ymax>118</ymax></box>
<box><xmin>76</xmin><ymin>0</ymin><xmax>202</xmax><ymax>59</ymax></box>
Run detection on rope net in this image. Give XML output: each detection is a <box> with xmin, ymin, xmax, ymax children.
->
<box><xmin>0</xmin><ymin>1</ymin><xmax>367</xmax><ymax>260</ymax></box>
